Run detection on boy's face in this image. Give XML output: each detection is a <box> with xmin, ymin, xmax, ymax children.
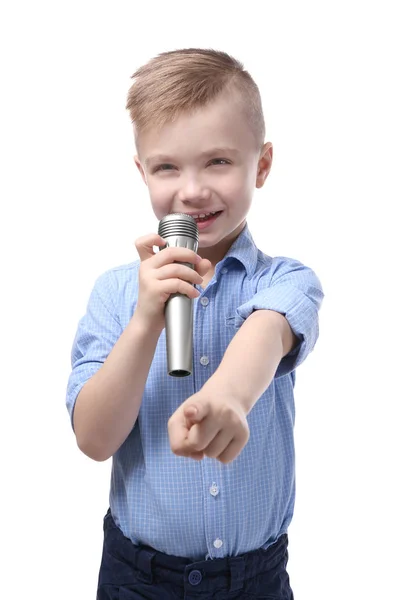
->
<box><xmin>135</xmin><ymin>91</ymin><xmax>272</xmax><ymax>262</ymax></box>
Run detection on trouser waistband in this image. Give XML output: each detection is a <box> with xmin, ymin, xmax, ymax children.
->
<box><xmin>102</xmin><ymin>509</ymin><xmax>289</xmax><ymax>594</ymax></box>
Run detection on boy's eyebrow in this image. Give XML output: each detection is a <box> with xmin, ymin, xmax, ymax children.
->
<box><xmin>145</xmin><ymin>148</ymin><xmax>240</xmax><ymax>167</ymax></box>
<box><xmin>200</xmin><ymin>147</ymin><xmax>240</xmax><ymax>158</ymax></box>
<box><xmin>145</xmin><ymin>154</ymin><xmax>174</xmax><ymax>167</ymax></box>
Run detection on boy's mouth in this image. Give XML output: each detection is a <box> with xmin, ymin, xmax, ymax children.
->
<box><xmin>191</xmin><ymin>210</ymin><xmax>223</xmax><ymax>231</ymax></box>
<box><xmin>189</xmin><ymin>210</ymin><xmax>223</xmax><ymax>223</ymax></box>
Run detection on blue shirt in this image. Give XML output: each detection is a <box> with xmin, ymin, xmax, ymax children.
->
<box><xmin>66</xmin><ymin>224</ymin><xmax>324</xmax><ymax>560</ymax></box>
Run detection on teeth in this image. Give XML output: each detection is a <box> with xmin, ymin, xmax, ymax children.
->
<box><xmin>192</xmin><ymin>211</ymin><xmax>217</xmax><ymax>218</ymax></box>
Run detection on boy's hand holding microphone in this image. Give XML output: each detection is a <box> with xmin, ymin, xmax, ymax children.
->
<box><xmin>134</xmin><ymin>214</ymin><xmax>211</xmax><ymax>333</ymax></box>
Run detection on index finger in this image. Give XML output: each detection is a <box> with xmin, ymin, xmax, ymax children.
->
<box><xmin>134</xmin><ymin>233</ymin><xmax>166</xmax><ymax>262</ymax></box>
<box><xmin>151</xmin><ymin>246</ymin><xmax>202</xmax><ymax>269</ymax></box>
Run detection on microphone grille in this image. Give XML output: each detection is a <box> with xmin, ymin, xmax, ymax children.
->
<box><xmin>158</xmin><ymin>213</ymin><xmax>199</xmax><ymax>241</ymax></box>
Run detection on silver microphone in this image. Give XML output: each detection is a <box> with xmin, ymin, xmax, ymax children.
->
<box><xmin>158</xmin><ymin>213</ymin><xmax>199</xmax><ymax>377</ymax></box>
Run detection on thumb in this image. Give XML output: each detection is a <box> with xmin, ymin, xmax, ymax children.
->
<box><xmin>135</xmin><ymin>233</ymin><xmax>167</xmax><ymax>262</ymax></box>
<box><xmin>184</xmin><ymin>402</ymin><xmax>208</xmax><ymax>425</ymax></box>
<box><xmin>196</xmin><ymin>258</ymin><xmax>213</xmax><ymax>278</ymax></box>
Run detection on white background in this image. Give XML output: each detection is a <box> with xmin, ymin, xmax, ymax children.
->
<box><xmin>1</xmin><ymin>2</ymin><xmax>398</xmax><ymax>598</ymax></box>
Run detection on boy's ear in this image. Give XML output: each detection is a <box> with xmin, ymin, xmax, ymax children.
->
<box><xmin>256</xmin><ymin>142</ymin><xmax>273</xmax><ymax>189</ymax></box>
<box><xmin>134</xmin><ymin>156</ymin><xmax>148</xmax><ymax>186</ymax></box>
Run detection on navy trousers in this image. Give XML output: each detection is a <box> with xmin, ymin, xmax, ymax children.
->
<box><xmin>97</xmin><ymin>509</ymin><xmax>294</xmax><ymax>599</ymax></box>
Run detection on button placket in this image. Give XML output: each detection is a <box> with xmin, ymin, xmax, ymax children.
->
<box><xmin>204</xmin><ymin>461</ymin><xmax>226</xmax><ymax>559</ymax></box>
<box><xmin>193</xmin><ymin>287</ymin><xmax>210</xmax><ymax>388</ymax></box>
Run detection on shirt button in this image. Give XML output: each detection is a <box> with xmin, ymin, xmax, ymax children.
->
<box><xmin>188</xmin><ymin>570</ymin><xmax>202</xmax><ymax>585</ymax></box>
<box><xmin>213</xmin><ymin>538</ymin><xmax>223</xmax><ymax>549</ymax></box>
<box><xmin>210</xmin><ymin>483</ymin><xmax>219</xmax><ymax>496</ymax></box>
<box><xmin>221</xmin><ymin>267</ymin><xmax>228</xmax><ymax>274</ymax></box>
<box><xmin>200</xmin><ymin>296</ymin><xmax>209</xmax><ymax>306</ymax></box>
<box><xmin>200</xmin><ymin>356</ymin><xmax>209</xmax><ymax>366</ymax></box>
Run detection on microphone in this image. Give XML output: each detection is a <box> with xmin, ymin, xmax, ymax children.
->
<box><xmin>158</xmin><ymin>213</ymin><xmax>199</xmax><ymax>377</ymax></box>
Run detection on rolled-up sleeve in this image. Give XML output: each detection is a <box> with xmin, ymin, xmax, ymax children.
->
<box><xmin>66</xmin><ymin>271</ymin><xmax>123</xmax><ymax>428</ymax></box>
<box><xmin>235</xmin><ymin>258</ymin><xmax>324</xmax><ymax>377</ymax></box>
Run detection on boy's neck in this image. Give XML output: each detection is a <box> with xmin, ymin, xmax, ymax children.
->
<box><xmin>198</xmin><ymin>220</ymin><xmax>246</xmax><ymax>276</ymax></box>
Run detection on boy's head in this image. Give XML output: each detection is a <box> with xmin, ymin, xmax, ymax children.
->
<box><xmin>126</xmin><ymin>49</ymin><xmax>272</xmax><ymax>261</ymax></box>
<box><xmin>127</xmin><ymin>48</ymin><xmax>265</xmax><ymax>150</ymax></box>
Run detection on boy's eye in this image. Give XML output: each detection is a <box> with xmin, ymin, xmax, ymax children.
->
<box><xmin>208</xmin><ymin>158</ymin><xmax>231</xmax><ymax>166</ymax></box>
<box><xmin>154</xmin><ymin>164</ymin><xmax>175</xmax><ymax>172</ymax></box>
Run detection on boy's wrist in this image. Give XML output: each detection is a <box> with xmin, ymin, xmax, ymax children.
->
<box><xmin>131</xmin><ymin>309</ymin><xmax>164</xmax><ymax>338</ymax></box>
<box><xmin>201</xmin><ymin>377</ymin><xmax>253</xmax><ymax>416</ymax></box>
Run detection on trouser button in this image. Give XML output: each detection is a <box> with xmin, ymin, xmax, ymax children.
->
<box><xmin>188</xmin><ymin>569</ymin><xmax>202</xmax><ymax>585</ymax></box>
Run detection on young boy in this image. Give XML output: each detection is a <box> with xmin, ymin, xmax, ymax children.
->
<box><xmin>66</xmin><ymin>48</ymin><xmax>324</xmax><ymax>599</ymax></box>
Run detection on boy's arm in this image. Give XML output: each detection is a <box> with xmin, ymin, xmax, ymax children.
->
<box><xmin>69</xmin><ymin>234</ymin><xmax>209</xmax><ymax>463</ymax></box>
<box><xmin>203</xmin><ymin>309</ymin><xmax>298</xmax><ymax>413</ymax></box>
<box><xmin>168</xmin><ymin>309</ymin><xmax>297</xmax><ymax>463</ymax></box>
<box><xmin>168</xmin><ymin>261</ymin><xmax>323</xmax><ymax>463</ymax></box>
<box><xmin>73</xmin><ymin>313</ymin><xmax>162</xmax><ymax>462</ymax></box>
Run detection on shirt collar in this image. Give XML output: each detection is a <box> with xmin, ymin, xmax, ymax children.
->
<box><xmin>216</xmin><ymin>223</ymin><xmax>258</xmax><ymax>278</ymax></box>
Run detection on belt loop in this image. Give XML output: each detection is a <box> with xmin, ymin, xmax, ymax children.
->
<box><xmin>228</xmin><ymin>556</ymin><xmax>245</xmax><ymax>592</ymax></box>
<box><xmin>136</xmin><ymin>548</ymin><xmax>156</xmax><ymax>584</ymax></box>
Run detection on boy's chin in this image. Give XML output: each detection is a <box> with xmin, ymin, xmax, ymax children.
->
<box><xmin>198</xmin><ymin>232</ymin><xmax>229</xmax><ymax>249</ymax></box>
<box><xmin>199</xmin><ymin>221</ymin><xmax>245</xmax><ymax>243</ymax></box>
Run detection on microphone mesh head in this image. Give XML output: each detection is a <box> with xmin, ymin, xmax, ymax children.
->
<box><xmin>158</xmin><ymin>213</ymin><xmax>199</xmax><ymax>241</ymax></box>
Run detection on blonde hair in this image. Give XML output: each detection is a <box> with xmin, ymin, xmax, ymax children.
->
<box><xmin>126</xmin><ymin>48</ymin><xmax>265</xmax><ymax>149</ymax></box>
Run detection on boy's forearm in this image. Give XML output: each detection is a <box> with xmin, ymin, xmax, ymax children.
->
<box><xmin>203</xmin><ymin>310</ymin><xmax>297</xmax><ymax>414</ymax></box>
<box><xmin>73</xmin><ymin>313</ymin><xmax>162</xmax><ymax>461</ymax></box>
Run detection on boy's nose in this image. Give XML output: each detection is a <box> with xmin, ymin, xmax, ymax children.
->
<box><xmin>177</xmin><ymin>176</ymin><xmax>211</xmax><ymax>204</ymax></box>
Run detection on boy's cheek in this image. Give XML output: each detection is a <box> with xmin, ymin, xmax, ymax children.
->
<box><xmin>147</xmin><ymin>188</ymin><xmax>173</xmax><ymax>215</ymax></box>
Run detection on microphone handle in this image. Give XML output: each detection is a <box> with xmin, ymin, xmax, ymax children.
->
<box><xmin>163</xmin><ymin>234</ymin><xmax>198</xmax><ymax>377</ymax></box>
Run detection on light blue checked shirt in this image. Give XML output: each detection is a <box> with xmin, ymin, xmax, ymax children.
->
<box><xmin>66</xmin><ymin>224</ymin><xmax>323</xmax><ymax>560</ymax></box>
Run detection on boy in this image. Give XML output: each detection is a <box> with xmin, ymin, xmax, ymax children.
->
<box><xmin>66</xmin><ymin>48</ymin><xmax>324</xmax><ymax>599</ymax></box>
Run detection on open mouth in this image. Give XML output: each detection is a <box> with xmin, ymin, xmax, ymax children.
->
<box><xmin>192</xmin><ymin>210</ymin><xmax>223</xmax><ymax>231</ymax></box>
<box><xmin>192</xmin><ymin>210</ymin><xmax>222</xmax><ymax>223</ymax></box>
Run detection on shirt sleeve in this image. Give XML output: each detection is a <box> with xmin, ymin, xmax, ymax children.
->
<box><xmin>65</xmin><ymin>270</ymin><xmax>123</xmax><ymax>429</ymax></box>
<box><xmin>235</xmin><ymin>257</ymin><xmax>324</xmax><ymax>377</ymax></box>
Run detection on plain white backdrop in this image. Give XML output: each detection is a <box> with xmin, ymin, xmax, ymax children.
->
<box><xmin>1</xmin><ymin>2</ymin><xmax>398</xmax><ymax>598</ymax></box>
